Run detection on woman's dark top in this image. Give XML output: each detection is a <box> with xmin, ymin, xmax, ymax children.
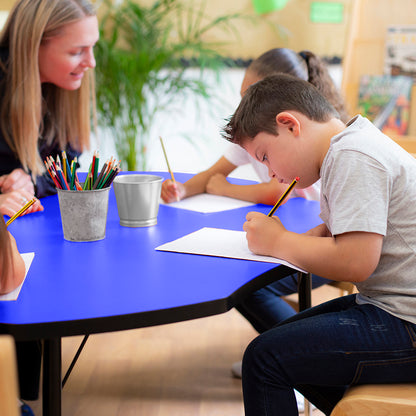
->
<box><xmin>0</xmin><ymin>47</ymin><xmax>81</xmax><ymax>198</ymax></box>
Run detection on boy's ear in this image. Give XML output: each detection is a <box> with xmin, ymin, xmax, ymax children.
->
<box><xmin>275</xmin><ymin>112</ymin><xmax>300</xmax><ymax>136</ymax></box>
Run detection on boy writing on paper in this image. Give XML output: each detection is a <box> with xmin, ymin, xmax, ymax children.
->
<box><xmin>163</xmin><ymin>50</ymin><xmax>349</xmax><ymax>392</ymax></box>
<box><xmin>222</xmin><ymin>74</ymin><xmax>416</xmax><ymax>416</ymax></box>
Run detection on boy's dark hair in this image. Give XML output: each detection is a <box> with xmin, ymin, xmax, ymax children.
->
<box><xmin>222</xmin><ymin>73</ymin><xmax>339</xmax><ymax>145</ymax></box>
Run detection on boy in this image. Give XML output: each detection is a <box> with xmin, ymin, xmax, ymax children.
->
<box><xmin>222</xmin><ymin>74</ymin><xmax>416</xmax><ymax>415</ymax></box>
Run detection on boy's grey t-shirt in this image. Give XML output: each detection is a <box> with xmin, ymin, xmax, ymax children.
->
<box><xmin>320</xmin><ymin>115</ymin><xmax>416</xmax><ymax>324</ymax></box>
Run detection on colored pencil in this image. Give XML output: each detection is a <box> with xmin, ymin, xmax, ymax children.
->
<box><xmin>92</xmin><ymin>162</ymin><xmax>107</xmax><ymax>189</ymax></box>
<box><xmin>43</xmin><ymin>152</ymin><xmax>120</xmax><ymax>191</ymax></box>
<box><xmin>267</xmin><ymin>176</ymin><xmax>300</xmax><ymax>217</ymax></box>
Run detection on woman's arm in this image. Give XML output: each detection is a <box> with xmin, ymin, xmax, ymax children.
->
<box><xmin>0</xmin><ymin>168</ymin><xmax>34</xmax><ymax>194</ymax></box>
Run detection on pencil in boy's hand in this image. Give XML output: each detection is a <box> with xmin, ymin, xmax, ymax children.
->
<box><xmin>6</xmin><ymin>197</ymin><xmax>37</xmax><ymax>226</ymax></box>
<box><xmin>160</xmin><ymin>136</ymin><xmax>179</xmax><ymax>201</ymax></box>
<box><xmin>267</xmin><ymin>176</ymin><xmax>299</xmax><ymax>217</ymax></box>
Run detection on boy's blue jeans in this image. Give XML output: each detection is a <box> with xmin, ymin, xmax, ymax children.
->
<box><xmin>242</xmin><ymin>295</ymin><xmax>416</xmax><ymax>416</ymax></box>
<box><xmin>236</xmin><ymin>273</ymin><xmax>331</xmax><ymax>333</ymax></box>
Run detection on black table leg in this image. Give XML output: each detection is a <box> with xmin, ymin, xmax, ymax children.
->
<box><xmin>43</xmin><ymin>337</ymin><xmax>62</xmax><ymax>416</ymax></box>
<box><xmin>297</xmin><ymin>272</ymin><xmax>312</xmax><ymax>311</ymax></box>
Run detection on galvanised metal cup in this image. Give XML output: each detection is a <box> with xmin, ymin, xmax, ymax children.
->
<box><xmin>57</xmin><ymin>187</ymin><xmax>110</xmax><ymax>242</ymax></box>
<box><xmin>113</xmin><ymin>174</ymin><xmax>163</xmax><ymax>227</ymax></box>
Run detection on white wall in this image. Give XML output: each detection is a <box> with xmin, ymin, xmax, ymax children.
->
<box><xmin>81</xmin><ymin>65</ymin><xmax>342</xmax><ymax>181</ymax></box>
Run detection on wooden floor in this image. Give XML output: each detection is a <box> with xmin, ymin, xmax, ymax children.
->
<box><xmin>26</xmin><ymin>286</ymin><xmax>343</xmax><ymax>416</ymax></box>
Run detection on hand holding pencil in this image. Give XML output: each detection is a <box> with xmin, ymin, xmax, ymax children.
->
<box><xmin>5</xmin><ymin>196</ymin><xmax>39</xmax><ymax>226</ymax></box>
<box><xmin>243</xmin><ymin>177</ymin><xmax>299</xmax><ymax>257</ymax></box>
<box><xmin>160</xmin><ymin>137</ymin><xmax>180</xmax><ymax>202</ymax></box>
<box><xmin>0</xmin><ymin>190</ymin><xmax>43</xmax><ymax>218</ymax></box>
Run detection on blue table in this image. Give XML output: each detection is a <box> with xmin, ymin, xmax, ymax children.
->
<box><xmin>0</xmin><ymin>172</ymin><xmax>322</xmax><ymax>416</ymax></box>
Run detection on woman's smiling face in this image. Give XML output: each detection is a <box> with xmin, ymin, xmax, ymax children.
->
<box><xmin>38</xmin><ymin>15</ymin><xmax>99</xmax><ymax>90</ymax></box>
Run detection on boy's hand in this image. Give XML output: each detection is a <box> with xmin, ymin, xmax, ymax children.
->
<box><xmin>161</xmin><ymin>179</ymin><xmax>185</xmax><ymax>203</ymax></box>
<box><xmin>243</xmin><ymin>211</ymin><xmax>285</xmax><ymax>257</ymax></box>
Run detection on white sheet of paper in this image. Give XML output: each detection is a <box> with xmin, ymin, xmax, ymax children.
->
<box><xmin>155</xmin><ymin>227</ymin><xmax>306</xmax><ymax>273</ymax></box>
<box><xmin>160</xmin><ymin>193</ymin><xmax>256</xmax><ymax>213</ymax></box>
<box><xmin>0</xmin><ymin>252</ymin><xmax>35</xmax><ymax>301</ymax></box>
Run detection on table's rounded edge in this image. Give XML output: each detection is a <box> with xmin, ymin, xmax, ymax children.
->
<box><xmin>0</xmin><ymin>262</ymin><xmax>301</xmax><ymax>341</ymax></box>
<box><xmin>0</xmin><ymin>297</ymin><xmax>232</xmax><ymax>341</ymax></box>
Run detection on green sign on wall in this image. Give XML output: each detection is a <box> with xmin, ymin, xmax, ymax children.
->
<box><xmin>252</xmin><ymin>0</ymin><xmax>289</xmax><ymax>14</ymax></box>
<box><xmin>310</xmin><ymin>2</ymin><xmax>344</xmax><ymax>23</ymax></box>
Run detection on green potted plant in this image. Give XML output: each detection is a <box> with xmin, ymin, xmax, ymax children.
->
<box><xmin>95</xmin><ymin>0</ymin><xmax>242</xmax><ymax>171</ymax></box>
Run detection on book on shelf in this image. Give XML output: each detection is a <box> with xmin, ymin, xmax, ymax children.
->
<box><xmin>358</xmin><ymin>74</ymin><xmax>413</xmax><ymax>136</ymax></box>
<box><xmin>384</xmin><ymin>25</ymin><xmax>416</xmax><ymax>80</ymax></box>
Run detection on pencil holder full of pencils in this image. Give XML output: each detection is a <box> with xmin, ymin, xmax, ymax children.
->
<box><xmin>57</xmin><ymin>186</ymin><xmax>110</xmax><ymax>242</ymax></box>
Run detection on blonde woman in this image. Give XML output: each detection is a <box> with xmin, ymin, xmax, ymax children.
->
<box><xmin>0</xmin><ymin>1</ymin><xmax>99</xmax><ymax>412</ymax></box>
<box><xmin>0</xmin><ymin>0</ymin><xmax>98</xmax><ymax>221</ymax></box>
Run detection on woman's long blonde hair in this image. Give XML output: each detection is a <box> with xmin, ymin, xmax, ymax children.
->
<box><xmin>0</xmin><ymin>0</ymin><xmax>96</xmax><ymax>177</ymax></box>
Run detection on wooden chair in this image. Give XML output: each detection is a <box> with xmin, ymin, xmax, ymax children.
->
<box><xmin>0</xmin><ymin>335</ymin><xmax>20</xmax><ymax>416</ymax></box>
<box><xmin>283</xmin><ymin>280</ymin><xmax>356</xmax><ymax>313</ymax></box>
<box><xmin>328</xmin><ymin>281</ymin><xmax>356</xmax><ymax>296</ymax></box>
<box><xmin>330</xmin><ymin>384</ymin><xmax>416</xmax><ymax>416</ymax></box>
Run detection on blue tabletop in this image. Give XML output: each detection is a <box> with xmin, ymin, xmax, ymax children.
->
<box><xmin>0</xmin><ymin>172</ymin><xmax>322</xmax><ymax>340</ymax></box>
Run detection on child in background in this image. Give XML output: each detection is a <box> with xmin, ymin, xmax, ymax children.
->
<box><xmin>223</xmin><ymin>73</ymin><xmax>416</xmax><ymax>415</ymax></box>
<box><xmin>161</xmin><ymin>48</ymin><xmax>348</xmax><ymax>205</ymax></box>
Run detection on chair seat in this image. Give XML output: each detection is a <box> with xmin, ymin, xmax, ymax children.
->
<box><xmin>328</xmin><ymin>281</ymin><xmax>355</xmax><ymax>295</ymax></box>
<box><xmin>330</xmin><ymin>383</ymin><xmax>416</xmax><ymax>416</ymax></box>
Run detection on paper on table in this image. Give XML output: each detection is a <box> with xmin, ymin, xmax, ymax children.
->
<box><xmin>160</xmin><ymin>193</ymin><xmax>256</xmax><ymax>213</ymax></box>
<box><xmin>0</xmin><ymin>252</ymin><xmax>35</xmax><ymax>301</ymax></box>
<box><xmin>155</xmin><ymin>227</ymin><xmax>306</xmax><ymax>273</ymax></box>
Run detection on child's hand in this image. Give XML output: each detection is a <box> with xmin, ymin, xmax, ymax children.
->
<box><xmin>161</xmin><ymin>179</ymin><xmax>185</xmax><ymax>203</ymax></box>
<box><xmin>0</xmin><ymin>191</ymin><xmax>44</xmax><ymax>217</ymax></box>
<box><xmin>243</xmin><ymin>211</ymin><xmax>286</xmax><ymax>257</ymax></box>
<box><xmin>206</xmin><ymin>173</ymin><xmax>229</xmax><ymax>196</ymax></box>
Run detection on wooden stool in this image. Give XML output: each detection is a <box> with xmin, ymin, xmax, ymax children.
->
<box><xmin>330</xmin><ymin>384</ymin><xmax>416</xmax><ymax>416</ymax></box>
<box><xmin>0</xmin><ymin>335</ymin><xmax>19</xmax><ymax>416</ymax></box>
<box><xmin>328</xmin><ymin>281</ymin><xmax>355</xmax><ymax>297</ymax></box>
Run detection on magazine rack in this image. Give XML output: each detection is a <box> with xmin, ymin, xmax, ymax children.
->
<box><xmin>341</xmin><ymin>0</ymin><xmax>416</xmax><ymax>144</ymax></box>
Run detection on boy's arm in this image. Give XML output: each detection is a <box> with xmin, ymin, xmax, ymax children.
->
<box><xmin>244</xmin><ymin>212</ymin><xmax>383</xmax><ymax>283</ymax></box>
<box><xmin>304</xmin><ymin>223</ymin><xmax>332</xmax><ymax>237</ymax></box>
